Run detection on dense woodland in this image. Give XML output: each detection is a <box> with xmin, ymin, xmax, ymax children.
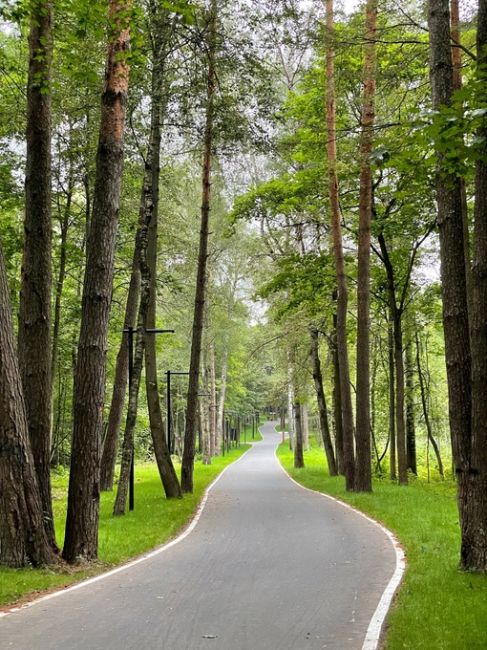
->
<box><xmin>0</xmin><ymin>0</ymin><xmax>486</xmax><ymax>577</ymax></box>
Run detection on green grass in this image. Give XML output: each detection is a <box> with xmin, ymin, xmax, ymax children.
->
<box><xmin>278</xmin><ymin>439</ymin><xmax>487</xmax><ymax>650</ymax></box>
<box><xmin>0</xmin><ymin>445</ymin><xmax>251</xmax><ymax>608</ymax></box>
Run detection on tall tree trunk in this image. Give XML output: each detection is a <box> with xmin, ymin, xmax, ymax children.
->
<box><xmin>63</xmin><ymin>1</ymin><xmax>131</xmax><ymax>562</ymax></box>
<box><xmin>465</xmin><ymin>0</ymin><xmax>487</xmax><ymax>571</ymax></box>
<box><xmin>287</xmin><ymin>352</ymin><xmax>295</xmax><ymax>451</ymax></box>
<box><xmin>0</xmin><ymin>244</ymin><xmax>56</xmax><ymax>567</ymax></box>
<box><xmin>415</xmin><ymin>332</ymin><xmax>444</xmax><ymax>478</ymax></box>
<box><xmin>388</xmin><ymin>311</ymin><xmax>397</xmax><ymax>481</ymax></box>
<box><xmin>301</xmin><ymin>404</ymin><xmax>309</xmax><ymax>451</ymax></box>
<box><xmin>428</xmin><ymin>0</ymin><xmax>473</xmax><ymax>567</ymax></box>
<box><xmin>143</xmin><ymin>9</ymin><xmax>181</xmax><ymax>499</ymax></box>
<box><xmin>201</xmin><ymin>360</ymin><xmax>211</xmax><ymax>465</ymax></box>
<box><xmin>378</xmin><ymin>233</ymin><xmax>407</xmax><ymax>484</ymax></box>
<box><xmin>405</xmin><ymin>340</ymin><xmax>417</xmax><ymax>475</ymax></box>
<box><xmin>325</xmin><ymin>0</ymin><xmax>355</xmax><ymax>490</ymax></box>
<box><xmin>331</xmin><ymin>313</ymin><xmax>344</xmax><ymax>473</ymax></box>
<box><xmin>309</xmin><ymin>326</ymin><xmax>337</xmax><ymax>475</ymax></box>
<box><xmin>181</xmin><ymin>0</ymin><xmax>217</xmax><ymax>493</ymax></box>
<box><xmin>354</xmin><ymin>0</ymin><xmax>377</xmax><ymax>493</ymax></box>
<box><xmin>113</xmin><ymin>266</ymin><xmax>148</xmax><ymax>515</ymax></box>
<box><xmin>18</xmin><ymin>0</ymin><xmax>56</xmax><ymax>551</ymax></box>
<box><xmin>216</xmin><ymin>345</ymin><xmax>228</xmax><ymax>454</ymax></box>
<box><xmin>100</xmin><ymin>253</ymin><xmax>140</xmax><ymax>491</ymax></box>
<box><xmin>293</xmin><ymin>400</ymin><xmax>304</xmax><ymax>469</ymax></box>
<box><xmin>394</xmin><ymin>314</ymin><xmax>408</xmax><ymax>484</ymax></box>
<box><xmin>209</xmin><ymin>342</ymin><xmax>217</xmax><ymax>457</ymax></box>
<box><xmin>51</xmin><ymin>168</ymin><xmax>73</xmax><ymax>386</ymax></box>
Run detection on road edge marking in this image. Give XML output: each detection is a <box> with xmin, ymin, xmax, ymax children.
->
<box><xmin>273</xmin><ymin>435</ymin><xmax>406</xmax><ymax>650</ymax></box>
<box><xmin>0</xmin><ymin>444</ymin><xmax>255</xmax><ymax>620</ymax></box>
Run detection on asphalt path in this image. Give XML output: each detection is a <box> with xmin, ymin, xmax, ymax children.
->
<box><xmin>1</xmin><ymin>422</ymin><xmax>397</xmax><ymax>650</ymax></box>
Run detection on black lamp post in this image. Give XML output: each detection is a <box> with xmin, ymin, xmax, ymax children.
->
<box><xmin>124</xmin><ymin>327</ymin><xmax>174</xmax><ymax>511</ymax></box>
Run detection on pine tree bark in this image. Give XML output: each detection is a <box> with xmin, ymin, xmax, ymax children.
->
<box><xmin>0</xmin><ymin>244</ymin><xmax>56</xmax><ymax>567</ymax></box>
<box><xmin>325</xmin><ymin>0</ymin><xmax>355</xmax><ymax>490</ymax></box>
<box><xmin>428</xmin><ymin>0</ymin><xmax>473</xmax><ymax>566</ymax></box>
<box><xmin>100</xmin><ymin>253</ymin><xmax>140</xmax><ymax>491</ymax></box>
<box><xmin>309</xmin><ymin>326</ymin><xmax>337</xmax><ymax>475</ymax></box>
<box><xmin>465</xmin><ymin>0</ymin><xmax>487</xmax><ymax>571</ymax></box>
<box><xmin>18</xmin><ymin>0</ymin><xmax>56</xmax><ymax>550</ymax></box>
<box><xmin>355</xmin><ymin>0</ymin><xmax>377</xmax><ymax>492</ymax></box>
<box><xmin>181</xmin><ymin>0</ymin><xmax>217</xmax><ymax>493</ymax></box>
<box><xmin>63</xmin><ymin>0</ymin><xmax>131</xmax><ymax>562</ymax></box>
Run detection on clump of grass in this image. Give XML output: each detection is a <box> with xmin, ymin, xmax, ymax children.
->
<box><xmin>277</xmin><ymin>440</ymin><xmax>487</xmax><ymax>650</ymax></box>
<box><xmin>0</xmin><ymin>446</ymin><xmax>250</xmax><ymax>607</ymax></box>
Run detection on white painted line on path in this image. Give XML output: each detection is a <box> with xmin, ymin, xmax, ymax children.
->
<box><xmin>0</xmin><ymin>445</ymin><xmax>254</xmax><ymax>620</ymax></box>
<box><xmin>273</xmin><ymin>430</ymin><xmax>406</xmax><ymax>650</ymax></box>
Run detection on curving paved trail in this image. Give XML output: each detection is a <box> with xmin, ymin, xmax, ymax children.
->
<box><xmin>1</xmin><ymin>422</ymin><xmax>397</xmax><ymax>650</ymax></box>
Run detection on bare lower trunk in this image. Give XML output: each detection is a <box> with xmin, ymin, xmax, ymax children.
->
<box><xmin>416</xmin><ymin>332</ymin><xmax>444</xmax><ymax>478</ymax></box>
<box><xmin>325</xmin><ymin>0</ymin><xmax>355</xmax><ymax>490</ymax></box>
<box><xmin>301</xmin><ymin>405</ymin><xmax>309</xmax><ymax>450</ymax></box>
<box><xmin>0</xmin><ymin>244</ymin><xmax>56</xmax><ymax>567</ymax></box>
<box><xmin>309</xmin><ymin>326</ymin><xmax>337</xmax><ymax>475</ymax></box>
<box><xmin>287</xmin><ymin>354</ymin><xmax>295</xmax><ymax>451</ymax></box>
<box><xmin>100</xmin><ymin>252</ymin><xmax>140</xmax><ymax>491</ymax></box>
<box><xmin>63</xmin><ymin>1</ymin><xmax>131</xmax><ymax>562</ymax></box>
<box><xmin>293</xmin><ymin>401</ymin><xmax>304</xmax><ymax>468</ymax></box>
<box><xmin>388</xmin><ymin>313</ymin><xmax>396</xmax><ymax>480</ymax></box>
<box><xmin>331</xmin><ymin>313</ymin><xmax>344</xmax><ymax>473</ymax></box>
<box><xmin>209</xmin><ymin>342</ymin><xmax>217</xmax><ymax>457</ymax></box>
<box><xmin>181</xmin><ymin>0</ymin><xmax>217</xmax><ymax>493</ymax></box>
<box><xmin>394</xmin><ymin>317</ymin><xmax>408</xmax><ymax>485</ymax></box>
<box><xmin>216</xmin><ymin>347</ymin><xmax>228</xmax><ymax>454</ymax></box>
<box><xmin>18</xmin><ymin>0</ymin><xmax>55</xmax><ymax>550</ymax></box>
<box><xmin>406</xmin><ymin>341</ymin><xmax>417</xmax><ymax>475</ymax></box>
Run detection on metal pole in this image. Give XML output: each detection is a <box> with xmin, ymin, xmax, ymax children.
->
<box><xmin>166</xmin><ymin>370</ymin><xmax>171</xmax><ymax>455</ymax></box>
<box><xmin>127</xmin><ymin>326</ymin><xmax>135</xmax><ymax>512</ymax></box>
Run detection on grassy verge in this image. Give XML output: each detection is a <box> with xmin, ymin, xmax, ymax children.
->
<box><xmin>277</xmin><ymin>439</ymin><xmax>487</xmax><ymax>650</ymax></box>
<box><xmin>0</xmin><ymin>445</ymin><xmax>250</xmax><ymax>608</ymax></box>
